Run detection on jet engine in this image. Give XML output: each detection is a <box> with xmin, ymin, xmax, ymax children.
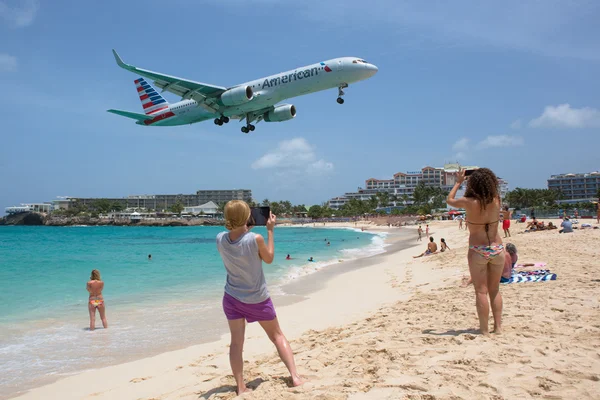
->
<box><xmin>221</xmin><ymin>86</ymin><xmax>253</xmax><ymax>106</ymax></box>
<box><xmin>264</xmin><ymin>104</ymin><xmax>297</xmax><ymax>122</ymax></box>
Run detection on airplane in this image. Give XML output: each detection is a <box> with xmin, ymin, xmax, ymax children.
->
<box><xmin>107</xmin><ymin>50</ymin><xmax>378</xmax><ymax>133</ymax></box>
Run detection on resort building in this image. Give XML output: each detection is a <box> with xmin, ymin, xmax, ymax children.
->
<box><xmin>5</xmin><ymin>203</ymin><xmax>54</xmax><ymax>215</ymax></box>
<box><xmin>62</xmin><ymin>189</ymin><xmax>252</xmax><ymax>212</ymax></box>
<box><xmin>183</xmin><ymin>201</ymin><xmax>220</xmax><ymax>216</ymax></box>
<box><xmin>547</xmin><ymin>172</ymin><xmax>600</xmax><ymax>203</ymax></box>
<box><xmin>196</xmin><ymin>189</ymin><xmax>252</xmax><ymax>204</ymax></box>
<box><xmin>328</xmin><ymin>163</ymin><xmax>509</xmax><ymax>210</ymax></box>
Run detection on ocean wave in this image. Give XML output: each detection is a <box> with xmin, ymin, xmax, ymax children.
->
<box><xmin>275</xmin><ymin>231</ymin><xmax>391</xmax><ymax>287</ymax></box>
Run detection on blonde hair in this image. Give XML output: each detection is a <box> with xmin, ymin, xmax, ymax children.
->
<box><xmin>90</xmin><ymin>269</ymin><xmax>101</xmax><ymax>281</ymax></box>
<box><xmin>224</xmin><ymin>200</ymin><xmax>251</xmax><ymax>230</ymax></box>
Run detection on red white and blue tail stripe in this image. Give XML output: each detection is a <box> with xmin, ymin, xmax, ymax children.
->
<box><xmin>135</xmin><ymin>77</ymin><xmax>169</xmax><ymax>115</ymax></box>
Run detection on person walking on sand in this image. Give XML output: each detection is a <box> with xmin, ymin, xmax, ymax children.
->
<box><xmin>86</xmin><ymin>269</ymin><xmax>108</xmax><ymax>331</ymax></box>
<box><xmin>447</xmin><ymin>168</ymin><xmax>504</xmax><ymax>336</ymax></box>
<box><xmin>501</xmin><ymin>206</ymin><xmax>511</xmax><ymax>238</ymax></box>
<box><xmin>426</xmin><ymin>224</ymin><xmax>430</xmax><ymax>238</ymax></box>
<box><xmin>216</xmin><ymin>200</ymin><xmax>304</xmax><ymax>395</ymax></box>
<box><xmin>458</xmin><ymin>215</ymin><xmax>464</xmax><ymax>230</ymax></box>
<box><xmin>417</xmin><ymin>225</ymin><xmax>423</xmax><ymax>241</ymax></box>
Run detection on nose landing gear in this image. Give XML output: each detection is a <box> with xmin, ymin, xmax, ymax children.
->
<box><xmin>337</xmin><ymin>83</ymin><xmax>348</xmax><ymax>104</ymax></box>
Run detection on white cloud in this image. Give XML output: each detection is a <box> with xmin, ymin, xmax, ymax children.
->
<box><xmin>476</xmin><ymin>135</ymin><xmax>524</xmax><ymax>149</ymax></box>
<box><xmin>0</xmin><ymin>53</ymin><xmax>17</xmax><ymax>72</ymax></box>
<box><xmin>529</xmin><ymin>104</ymin><xmax>600</xmax><ymax>129</ymax></box>
<box><xmin>452</xmin><ymin>137</ymin><xmax>469</xmax><ymax>151</ymax></box>
<box><xmin>0</xmin><ymin>0</ymin><xmax>39</xmax><ymax>27</ymax></box>
<box><xmin>510</xmin><ymin>119</ymin><xmax>522</xmax><ymax>129</ymax></box>
<box><xmin>453</xmin><ymin>152</ymin><xmax>466</xmax><ymax>161</ymax></box>
<box><xmin>251</xmin><ymin>137</ymin><xmax>333</xmax><ymax>176</ymax></box>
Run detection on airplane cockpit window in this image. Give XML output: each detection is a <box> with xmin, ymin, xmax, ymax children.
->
<box><xmin>353</xmin><ymin>59</ymin><xmax>368</xmax><ymax>64</ymax></box>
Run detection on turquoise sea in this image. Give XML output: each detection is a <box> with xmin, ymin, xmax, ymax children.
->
<box><xmin>0</xmin><ymin>225</ymin><xmax>387</xmax><ymax>398</ymax></box>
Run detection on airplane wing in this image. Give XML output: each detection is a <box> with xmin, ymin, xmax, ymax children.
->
<box><xmin>112</xmin><ymin>49</ymin><xmax>226</xmax><ymax>112</ymax></box>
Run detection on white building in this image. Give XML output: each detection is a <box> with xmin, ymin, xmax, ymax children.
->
<box><xmin>183</xmin><ymin>201</ymin><xmax>220</xmax><ymax>216</ymax></box>
<box><xmin>328</xmin><ymin>163</ymin><xmax>507</xmax><ymax>210</ymax></box>
<box><xmin>5</xmin><ymin>203</ymin><xmax>54</xmax><ymax>215</ymax></box>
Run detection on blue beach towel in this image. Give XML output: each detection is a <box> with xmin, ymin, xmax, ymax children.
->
<box><xmin>503</xmin><ymin>271</ymin><xmax>557</xmax><ymax>284</ymax></box>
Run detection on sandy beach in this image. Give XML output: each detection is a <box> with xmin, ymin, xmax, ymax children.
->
<box><xmin>12</xmin><ymin>220</ymin><xmax>600</xmax><ymax>400</ymax></box>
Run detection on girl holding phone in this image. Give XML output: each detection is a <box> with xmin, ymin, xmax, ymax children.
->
<box><xmin>216</xmin><ymin>200</ymin><xmax>304</xmax><ymax>395</ymax></box>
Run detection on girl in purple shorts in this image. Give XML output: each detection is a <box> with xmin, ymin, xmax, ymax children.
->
<box><xmin>216</xmin><ymin>200</ymin><xmax>304</xmax><ymax>395</ymax></box>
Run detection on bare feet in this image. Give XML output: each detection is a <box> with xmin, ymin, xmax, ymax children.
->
<box><xmin>460</xmin><ymin>276</ymin><xmax>471</xmax><ymax>288</ymax></box>
<box><xmin>492</xmin><ymin>326</ymin><xmax>503</xmax><ymax>335</ymax></box>
<box><xmin>291</xmin><ymin>374</ymin><xmax>306</xmax><ymax>387</ymax></box>
<box><xmin>236</xmin><ymin>386</ymin><xmax>253</xmax><ymax>396</ymax></box>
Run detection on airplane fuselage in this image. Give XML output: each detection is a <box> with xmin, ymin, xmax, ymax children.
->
<box><xmin>141</xmin><ymin>57</ymin><xmax>377</xmax><ymax>126</ymax></box>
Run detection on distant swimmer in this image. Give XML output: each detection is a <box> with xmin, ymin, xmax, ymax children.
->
<box><xmin>327</xmin><ymin>242</ymin><xmax>330</xmax><ymax>246</ymax></box>
<box><xmin>86</xmin><ymin>269</ymin><xmax>108</xmax><ymax>331</ymax></box>
<box><xmin>286</xmin><ymin>254</ymin><xmax>291</xmax><ymax>260</ymax></box>
<box><xmin>148</xmin><ymin>254</ymin><xmax>152</xmax><ymax>260</ymax></box>
<box><xmin>308</xmin><ymin>257</ymin><xmax>315</xmax><ymax>262</ymax></box>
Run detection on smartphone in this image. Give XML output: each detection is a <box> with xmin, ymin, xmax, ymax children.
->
<box><xmin>465</xmin><ymin>169</ymin><xmax>477</xmax><ymax>176</ymax></box>
<box><xmin>248</xmin><ymin>207</ymin><xmax>271</xmax><ymax>226</ymax></box>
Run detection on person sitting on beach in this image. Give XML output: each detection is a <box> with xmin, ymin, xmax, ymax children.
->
<box><xmin>216</xmin><ymin>200</ymin><xmax>303</xmax><ymax>394</ymax></box>
<box><xmin>413</xmin><ymin>236</ymin><xmax>438</xmax><ymax>258</ymax></box>
<box><xmin>86</xmin><ymin>269</ymin><xmax>108</xmax><ymax>331</ymax></box>
<box><xmin>447</xmin><ymin>168</ymin><xmax>504</xmax><ymax>336</ymax></box>
<box><xmin>440</xmin><ymin>238</ymin><xmax>450</xmax><ymax>252</ymax></box>
<box><xmin>560</xmin><ymin>217</ymin><xmax>573</xmax><ymax>234</ymax></box>
<box><xmin>501</xmin><ymin>243</ymin><xmax>518</xmax><ymax>283</ymax></box>
<box><xmin>547</xmin><ymin>222</ymin><xmax>557</xmax><ymax>230</ymax></box>
<box><xmin>526</xmin><ymin>217</ymin><xmax>538</xmax><ymax>230</ymax></box>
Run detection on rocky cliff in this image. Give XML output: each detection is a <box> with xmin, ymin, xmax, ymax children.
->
<box><xmin>0</xmin><ymin>213</ymin><xmax>224</xmax><ymax>227</ymax></box>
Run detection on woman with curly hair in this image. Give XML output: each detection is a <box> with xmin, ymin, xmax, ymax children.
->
<box><xmin>447</xmin><ymin>168</ymin><xmax>504</xmax><ymax>336</ymax></box>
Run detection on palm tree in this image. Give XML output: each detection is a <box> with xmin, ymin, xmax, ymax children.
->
<box><xmin>261</xmin><ymin>199</ymin><xmax>270</xmax><ymax>206</ymax></box>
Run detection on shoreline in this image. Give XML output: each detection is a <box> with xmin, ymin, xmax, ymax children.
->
<box><xmin>11</xmin><ymin>224</ymin><xmax>426</xmax><ymax>399</ymax></box>
<box><xmin>15</xmin><ymin>220</ymin><xmax>600</xmax><ymax>398</ymax></box>
<box><xmin>5</xmin><ymin>223</ymin><xmax>409</xmax><ymax>399</ymax></box>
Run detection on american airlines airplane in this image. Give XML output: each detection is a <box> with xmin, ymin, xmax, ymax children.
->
<box><xmin>108</xmin><ymin>50</ymin><xmax>378</xmax><ymax>133</ymax></box>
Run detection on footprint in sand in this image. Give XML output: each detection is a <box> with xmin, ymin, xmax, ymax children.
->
<box><xmin>130</xmin><ymin>376</ymin><xmax>152</xmax><ymax>383</ymax></box>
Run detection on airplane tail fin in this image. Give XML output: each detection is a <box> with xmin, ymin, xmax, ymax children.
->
<box><xmin>135</xmin><ymin>77</ymin><xmax>169</xmax><ymax>115</ymax></box>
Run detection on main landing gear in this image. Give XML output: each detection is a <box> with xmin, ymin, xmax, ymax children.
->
<box><xmin>337</xmin><ymin>83</ymin><xmax>348</xmax><ymax>104</ymax></box>
<box><xmin>241</xmin><ymin>124</ymin><xmax>255</xmax><ymax>134</ymax></box>
<box><xmin>213</xmin><ymin>116</ymin><xmax>230</xmax><ymax>126</ymax></box>
<box><xmin>241</xmin><ymin>113</ymin><xmax>256</xmax><ymax>134</ymax></box>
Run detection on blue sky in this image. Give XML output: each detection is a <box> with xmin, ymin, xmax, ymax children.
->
<box><xmin>1</xmin><ymin>0</ymin><xmax>599</xmax><ymax>213</ymax></box>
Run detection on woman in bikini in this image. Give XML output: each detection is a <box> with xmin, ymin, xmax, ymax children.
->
<box><xmin>216</xmin><ymin>201</ymin><xmax>304</xmax><ymax>395</ymax></box>
<box><xmin>86</xmin><ymin>269</ymin><xmax>108</xmax><ymax>331</ymax></box>
<box><xmin>447</xmin><ymin>168</ymin><xmax>504</xmax><ymax>336</ymax></box>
